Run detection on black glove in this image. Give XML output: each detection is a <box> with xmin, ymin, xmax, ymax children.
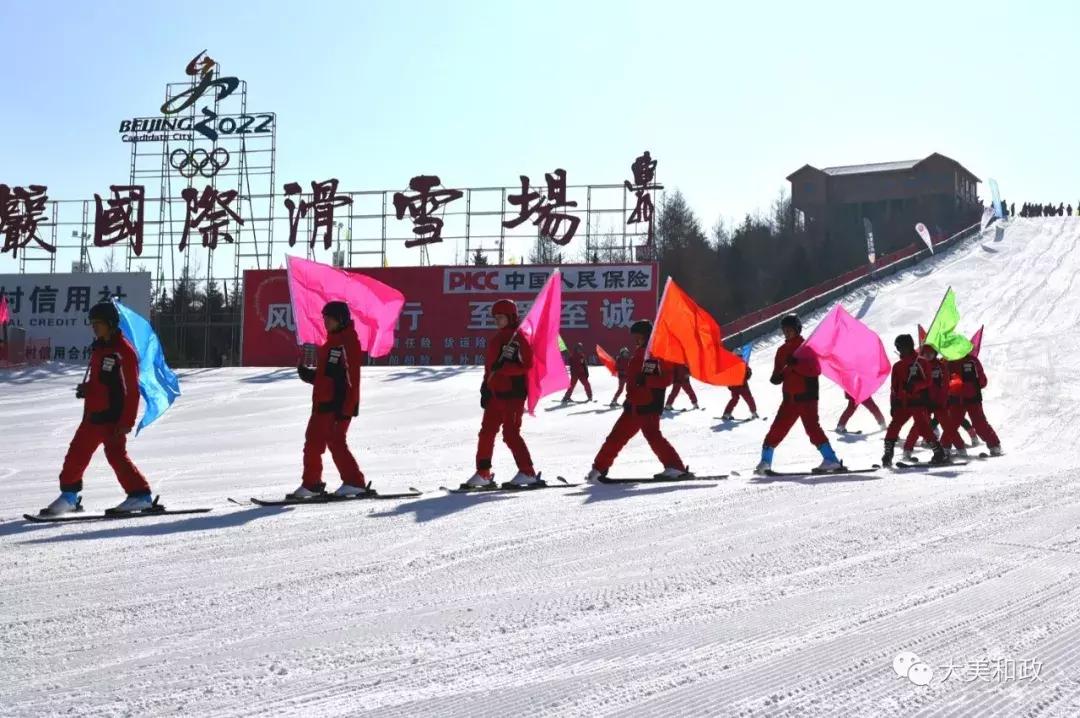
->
<box><xmin>500</xmin><ymin>342</ymin><xmax>519</xmax><ymax>362</ymax></box>
<box><xmin>786</xmin><ymin>355</ymin><xmax>798</xmax><ymax>366</ymax></box>
<box><xmin>480</xmin><ymin>384</ymin><xmax>492</xmax><ymax>409</ymax></box>
<box><xmin>75</xmin><ymin>383</ymin><xmax>87</xmax><ymax>400</ymax></box>
<box><xmin>642</xmin><ymin>359</ymin><xmax>659</xmax><ymax>375</ymax></box>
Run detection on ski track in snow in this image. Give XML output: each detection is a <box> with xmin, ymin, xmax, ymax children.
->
<box><xmin>3</xmin><ymin>219</ymin><xmax>1080</xmax><ymax>717</ymax></box>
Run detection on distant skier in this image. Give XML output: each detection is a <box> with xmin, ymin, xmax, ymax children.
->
<box><xmin>882</xmin><ymin>334</ymin><xmax>947</xmax><ymax>467</ymax></box>
<box><xmin>562</xmin><ymin>342</ymin><xmax>593</xmax><ymax>402</ymax></box>
<box><xmin>467</xmin><ymin>299</ymin><xmax>539</xmax><ymax>488</ymax></box>
<box><xmin>665</xmin><ymin>363</ymin><xmax>699</xmax><ymax>410</ymax></box>
<box><xmin>941</xmin><ymin>351</ymin><xmax>1002</xmax><ymax>457</ymax></box>
<box><xmin>609</xmin><ymin>347</ymin><xmax>631</xmax><ymax>407</ymax></box>
<box><xmin>835</xmin><ymin>391</ymin><xmax>886</xmax><ymax>434</ymax></box>
<box><xmin>587</xmin><ymin>320</ymin><xmax>691</xmax><ymax>482</ymax></box>
<box><xmin>1069</xmin><ymin>205</ymin><xmax>1073</xmax><ymax>217</ymax></box>
<box><xmin>290</xmin><ymin>301</ymin><xmax>366</xmax><ymax>499</ymax></box>
<box><xmin>720</xmin><ymin>361</ymin><xmax>757</xmax><ymax>420</ymax></box>
<box><xmin>755</xmin><ymin>315</ymin><xmax>844</xmax><ymax>474</ymax></box>
<box><xmin>43</xmin><ymin>302</ymin><xmax>154</xmax><ymax>516</ymax></box>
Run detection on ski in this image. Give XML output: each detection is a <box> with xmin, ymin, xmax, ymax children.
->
<box><xmin>440</xmin><ymin>476</ymin><xmax>578</xmax><ymax>494</ymax></box>
<box><xmin>586</xmin><ymin>474</ymin><xmax>727</xmax><ymax>484</ymax></box>
<box><xmin>24</xmin><ymin>507</ymin><xmax>212</xmax><ymax>524</ymax></box>
<box><xmin>241</xmin><ymin>486</ymin><xmax>423</xmax><ymax>507</ymax></box>
<box><xmin>893</xmin><ymin>461</ymin><xmax>969</xmax><ymax>470</ymax></box>
<box><xmin>760</xmin><ymin>466</ymin><xmax>881</xmax><ymax>478</ymax></box>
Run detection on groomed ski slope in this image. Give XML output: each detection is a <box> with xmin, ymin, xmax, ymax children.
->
<box><xmin>2</xmin><ymin>218</ymin><xmax>1080</xmax><ymax>717</ymax></box>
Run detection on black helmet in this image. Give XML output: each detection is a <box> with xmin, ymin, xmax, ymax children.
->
<box><xmin>322</xmin><ymin>301</ymin><xmax>352</xmax><ymax>328</ymax></box>
<box><xmin>779</xmin><ymin>314</ymin><xmax>802</xmax><ymax>333</ymax></box>
<box><xmin>88</xmin><ymin>302</ymin><xmax>120</xmax><ymax>329</ymax></box>
<box><xmin>630</xmin><ymin>319</ymin><xmax>653</xmax><ymax>339</ymax></box>
<box><xmin>894</xmin><ymin>334</ymin><xmax>915</xmax><ymax>353</ymax></box>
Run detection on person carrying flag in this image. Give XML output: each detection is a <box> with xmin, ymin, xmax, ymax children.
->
<box><xmin>587</xmin><ymin>320</ymin><xmax>691</xmax><ymax>482</ymax></box>
<box><xmin>42</xmin><ymin>302</ymin><xmax>154</xmax><ymax>515</ymax></box>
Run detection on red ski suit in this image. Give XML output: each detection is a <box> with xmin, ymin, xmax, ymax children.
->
<box><xmin>477</xmin><ymin>325</ymin><xmax>535</xmax><ymax>474</ymax></box>
<box><xmin>763</xmin><ymin>336</ymin><xmax>827</xmax><ymax>448</ymax></box>
<box><xmin>941</xmin><ymin>354</ymin><xmax>1000</xmax><ymax>448</ymax></box>
<box><xmin>610</xmin><ymin>353</ymin><xmax>630</xmax><ymax>404</ymax></box>
<box><xmin>903</xmin><ymin>357</ymin><xmax>957</xmax><ymax>450</ymax></box>
<box><xmin>59</xmin><ymin>332</ymin><xmax>150</xmax><ymax>494</ymax></box>
<box><xmin>563</xmin><ymin>350</ymin><xmax>592</xmax><ymax>401</ymax></box>
<box><xmin>297</xmin><ymin>325</ymin><xmax>365</xmax><ymax>490</ymax></box>
<box><xmin>884</xmin><ymin>353</ymin><xmax>936</xmax><ymax>444</ymax></box>
<box><xmin>723</xmin><ymin>365</ymin><xmax>756</xmax><ymax>416</ymax></box>
<box><xmin>593</xmin><ymin>347</ymin><xmax>685</xmax><ymax>473</ymax></box>
<box><xmin>837</xmin><ymin>392</ymin><xmax>885</xmax><ymax>427</ymax></box>
<box><xmin>666</xmin><ymin>364</ymin><xmax>698</xmax><ymax>407</ymax></box>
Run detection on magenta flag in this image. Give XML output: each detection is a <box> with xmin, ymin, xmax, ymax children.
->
<box><xmin>795</xmin><ymin>304</ymin><xmax>890</xmax><ymax>404</ymax></box>
<box><xmin>518</xmin><ymin>270</ymin><xmax>570</xmax><ymax>416</ymax></box>
<box><xmin>0</xmin><ymin>294</ymin><xmax>9</xmax><ymax>326</ymax></box>
<box><xmin>286</xmin><ymin>255</ymin><xmax>405</xmax><ymax>358</ymax></box>
<box><xmin>970</xmin><ymin>325</ymin><xmax>984</xmax><ymax>358</ymax></box>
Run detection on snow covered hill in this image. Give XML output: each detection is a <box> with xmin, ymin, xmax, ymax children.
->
<box><xmin>3</xmin><ymin>218</ymin><xmax>1080</xmax><ymax>717</ymax></box>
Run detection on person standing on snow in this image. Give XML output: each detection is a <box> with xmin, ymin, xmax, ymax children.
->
<box><xmin>720</xmin><ymin>361</ymin><xmax>757</xmax><ymax>420</ymax></box>
<box><xmin>941</xmin><ymin>350</ymin><xmax>1002</xmax><ymax>457</ymax></box>
<box><xmin>755</xmin><ymin>314</ymin><xmax>844</xmax><ymax>474</ymax></box>
<box><xmin>882</xmin><ymin>334</ymin><xmax>947</xmax><ymax>467</ymax></box>
<box><xmin>900</xmin><ymin>344</ymin><xmax>962</xmax><ymax>461</ymax></box>
<box><xmin>42</xmin><ymin>302</ymin><xmax>154</xmax><ymax>516</ymax></box>
<box><xmin>665</xmin><ymin>363</ymin><xmax>699</xmax><ymax>411</ymax></box>
<box><xmin>835</xmin><ymin>391</ymin><xmax>887</xmax><ymax>434</ymax></box>
<box><xmin>562</xmin><ymin>342</ymin><xmax>593</xmax><ymax>403</ymax></box>
<box><xmin>587</xmin><ymin>320</ymin><xmax>692</xmax><ymax>482</ymax></box>
<box><xmin>609</xmin><ymin>347</ymin><xmax>631</xmax><ymax>407</ymax></box>
<box><xmin>290</xmin><ymin>301</ymin><xmax>367</xmax><ymax>499</ymax></box>
<box><xmin>466</xmin><ymin>299</ymin><xmax>540</xmax><ymax>488</ymax></box>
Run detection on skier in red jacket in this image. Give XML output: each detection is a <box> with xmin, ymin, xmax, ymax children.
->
<box><xmin>835</xmin><ymin>392</ymin><xmax>886</xmax><ymax>433</ymax></box>
<box><xmin>43</xmin><ymin>302</ymin><xmax>153</xmax><ymax>516</ymax></box>
<box><xmin>608</xmin><ymin>347</ymin><xmax>631</xmax><ymax>407</ymax></box>
<box><xmin>665</xmin><ymin>363</ymin><xmax>699</xmax><ymax>410</ymax></box>
<box><xmin>721</xmin><ymin>362</ymin><xmax>757</xmax><ymax>420</ymax></box>
<box><xmin>587</xmin><ymin>320</ymin><xmax>691</xmax><ymax>482</ymax></box>
<box><xmin>882</xmin><ymin>334</ymin><xmax>947</xmax><ymax>467</ymax></box>
<box><xmin>901</xmin><ymin>345</ymin><xmax>961</xmax><ymax>460</ymax></box>
<box><xmin>562</xmin><ymin>343</ymin><xmax>593</xmax><ymax>402</ymax></box>
<box><xmin>755</xmin><ymin>315</ymin><xmax>843</xmax><ymax>474</ymax></box>
<box><xmin>941</xmin><ymin>352</ymin><xmax>1002</xmax><ymax>456</ymax></box>
<box><xmin>290</xmin><ymin>301</ymin><xmax>366</xmax><ymax>499</ymax></box>
<box><xmin>466</xmin><ymin>299</ymin><xmax>539</xmax><ymax>488</ymax></box>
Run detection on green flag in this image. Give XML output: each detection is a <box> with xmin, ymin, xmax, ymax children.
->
<box><xmin>925</xmin><ymin>287</ymin><xmax>973</xmax><ymax>360</ymax></box>
<box><xmin>557</xmin><ymin>334</ymin><xmax>567</xmax><ymax>352</ymax></box>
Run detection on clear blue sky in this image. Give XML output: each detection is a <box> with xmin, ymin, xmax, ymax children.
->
<box><xmin>0</xmin><ymin>0</ymin><xmax>1073</xmax><ymax>267</ymax></box>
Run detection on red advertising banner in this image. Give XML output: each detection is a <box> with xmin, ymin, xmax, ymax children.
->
<box><xmin>242</xmin><ymin>263</ymin><xmax>659</xmax><ymax>367</ymax></box>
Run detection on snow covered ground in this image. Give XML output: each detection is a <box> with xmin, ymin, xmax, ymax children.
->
<box><xmin>3</xmin><ymin>218</ymin><xmax>1080</xmax><ymax>717</ymax></box>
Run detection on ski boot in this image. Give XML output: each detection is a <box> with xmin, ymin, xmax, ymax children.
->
<box><xmin>41</xmin><ymin>491</ymin><xmax>81</xmax><ymax>516</ymax></box>
<box><xmin>750</xmin><ymin>412</ymin><xmax>759</xmax><ymax>420</ymax></box>
<box><xmin>585</xmin><ymin>468</ymin><xmax>606</xmax><ymax>484</ymax></box>
<box><xmin>989</xmin><ymin>445</ymin><xmax>1003</xmax><ymax>457</ymax></box>
<box><xmin>902</xmin><ymin>448</ymin><xmax>917</xmax><ymax>462</ymax></box>
<box><xmin>814</xmin><ymin>459</ymin><xmax>845</xmax><ymax>473</ymax></box>
<box><xmin>654</xmin><ymin>467</ymin><xmax>693</xmax><ymax>480</ymax></box>
<box><xmin>691</xmin><ymin>403</ymin><xmax>700</xmax><ymax>411</ymax></box>
<box><xmin>287</xmin><ymin>482</ymin><xmax>326</xmax><ymax>500</ymax></box>
<box><xmin>109</xmin><ymin>492</ymin><xmax>154</xmax><ymax>513</ymax></box>
<box><xmin>835</xmin><ymin>424</ymin><xmax>848</xmax><ymax>434</ymax></box>
<box><xmin>721</xmin><ymin>413</ymin><xmax>734</xmax><ymax>421</ymax></box>
<box><xmin>928</xmin><ymin>444</ymin><xmax>950</xmax><ymax>466</ymax></box>
<box><xmin>464</xmin><ymin>471</ymin><xmax>495</xmax><ymax>489</ymax></box>
<box><xmin>507</xmin><ymin>471</ymin><xmax>541</xmax><ymax>487</ymax></box>
<box><xmin>333</xmin><ymin>482</ymin><xmax>369</xmax><ymax>497</ymax></box>
<box><xmin>882</xmin><ymin>439</ymin><xmax>896</xmax><ymax>468</ymax></box>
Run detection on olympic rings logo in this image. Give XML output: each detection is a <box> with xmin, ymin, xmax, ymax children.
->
<box><xmin>169</xmin><ymin>147</ymin><xmax>230</xmax><ymax>179</ymax></box>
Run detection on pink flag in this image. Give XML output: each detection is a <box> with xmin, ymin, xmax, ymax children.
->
<box><xmin>915</xmin><ymin>222</ymin><xmax>934</xmax><ymax>253</ymax></box>
<box><xmin>795</xmin><ymin>304</ymin><xmax>890</xmax><ymax>404</ymax></box>
<box><xmin>0</xmin><ymin>294</ymin><xmax>9</xmax><ymax>326</ymax></box>
<box><xmin>286</xmin><ymin>255</ymin><xmax>405</xmax><ymax>358</ymax></box>
<box><xmin>970</xmin><ymin>325</ymin><xmax>984</xmax><ymax>357</ymax></box>
<box><xmin>518</xmin><ymin>270</ymin><xmax>570</xmax><ymax>415</ymax></box>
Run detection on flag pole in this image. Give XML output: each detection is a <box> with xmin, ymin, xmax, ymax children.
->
<box><xmin>645</xmin><ymin>276</ymin><xmax>672</xmax><ymax>360</ymax></box>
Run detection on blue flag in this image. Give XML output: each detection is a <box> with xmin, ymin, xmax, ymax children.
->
<box><xmin>113</xmin><ymin>299</ymin><xmax>180</xmax><ymax>435</ymax></box>
<box><xmin>739</xmin><ymin>344</ymin><xmax>753</xmax><ymax>363</ymax></box>
<box><xmin>989</xmin><ymin>178</ymin><xmax>1003</xmax><ymax>219</ymax></box>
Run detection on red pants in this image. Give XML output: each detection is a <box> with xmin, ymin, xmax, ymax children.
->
<box><xmin>666</xmin><ymin>379</ymin><xmax>698</xmax><ymax>407</ymax></box>
<box><xmin>764</xmin><ymin>400</ymin><xmax>828</xmax><ymax>447</ymax></box>
<box><xmin>59</xmin><ymin>421</ymin><xmax>150</xmax><ymax>494</ymax></box>
<box><xmin>885</xmin><ymin>406</ymin><xmax>935</xmax><ymax>444</ymax></box>
<box><xmin>837</xmin><ymin>397</ymin><xmax>885</xmax><ymax>427</ymax></box>
<box><xmin>477</xmin><ymin>397</ymin><xmax>534</xmax><ymax>474</ymax></box>
<box><xmin>904</xmin><ymin>409</ymin><xmax>957</xmax><ymax>451</ymax></box>
<box><xmin>942</xmin><ymin>404</ymin><xmax>1000</xmax><ymax>448</ymax></box>
<box><xmin>593</xmin><ymin>410</ymin><xmax>685</xmax><ymax>473</ymax></box>
<box><xmin>611</xmin><ymin>377</ymin><xmax>627</xmax><ymax>404</ymax></box>
<box><xmin>722</xmin><ymin>386</ymin><xmax>757</xmax><ymax>416</ymax></box>
<box><xmin>303</xmin><ymin>412</ymin><xmax>365</xmax><ymax>489</ymax></box>
<box><xmin>563</xmin><ymin>376</ymin><xmax>592</xmax><ymax>401</ymax></box>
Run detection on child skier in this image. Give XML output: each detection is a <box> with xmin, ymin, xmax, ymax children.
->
<box><xmin>609</xmin><ymin>347</ymin><xmax>631</xmax><ymax>407</ymax></box>
<box><xmin>665</xmin><ymin>363</ymin><xmax>699</xmax><ymax>410</ymax></box>
<box><xmin>835</xmin><ymin>392</ymin><xmax>886</xmax><ymax>433</ymax></box>
<box><xmin>467</xmin><ymin>299</ymin><xmax>539</xmax><ymax>488</ymax></box>
<box><xmin>290</xmin><ymin>301</ymin><xmax>367</xmax><ymax>499</ymax></box>
<box><xmin>942</xmin><ymin>350</ymin><xmax>1002</xmax><ymax>456</ymax></box>
<box><xmin>901</xmin><ymin>345</ymin><xmax>962</xmax><ymax>460</ymax></box>
<box><xmin>43</xmin><ymin>302</ymin><xmax>153</xmax><ymax>515</ymax></box>
<box><xmin>755</xmin><ymin>314</ymin><xmax>844</xmax><ymax>474</ymax></box>
<box><xmin>720</xmin><ymin>362</ymin><xmax>757</xmax><ymax>420</ymax></box>
<box><xmin>882</xmin><ymin>334</ymin><xmax>947</xmax><ymax>467</ymax></box>
<box><xmin>562</xmin><ymin>342</ymin><xmax>593</xmax><ymax>402</ymax></box>
<box><xmin>587</xmin><ymin>320</ymin><xmax>691</xmax><ymax>482</ymax></box>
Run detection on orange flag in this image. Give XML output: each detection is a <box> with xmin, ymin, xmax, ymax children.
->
<box><xmin>596</xmin><ymin>344</ymin><xmax>618</xmax><ymax>376</ymax></box>
<box><xmin>648</xmin><ymin>278</ymin><xmax>745</xmax><ymax>386</ymax></box>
